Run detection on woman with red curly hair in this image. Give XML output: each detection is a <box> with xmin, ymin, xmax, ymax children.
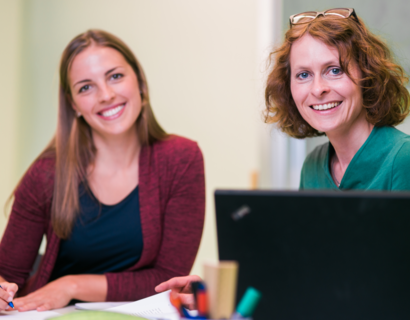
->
<box><xmin>155</xmin><ymin>9</ymin><xmax>410</xmax><ymax>307</ymax></box>
<box><xmin>265</xmin><ymin>8</ymin><xmax>410</xmax><ymax>190</ymax></box>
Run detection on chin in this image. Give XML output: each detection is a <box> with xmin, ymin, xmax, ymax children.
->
<box><xmin>309</xmin><ymin>121</ymin><xmax>341</xmax><ymax>134</ymax></box>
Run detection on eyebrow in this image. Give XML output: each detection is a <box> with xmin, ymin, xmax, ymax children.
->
<box><xmin>72</xmin><ymin>67</ymin><xmax>120</xmax><ymax>87</ymax></box>
<box><xmin>292</xmin><ymin>59</ymin><xmax>340</xmax><ymax>72</ymax></box>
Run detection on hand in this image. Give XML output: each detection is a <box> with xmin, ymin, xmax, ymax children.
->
<box><xmin>13</xmin><ymin>276</ymin><xmax>76</xmax><ymax>312</ymax></box>
<box><xmin>0</xmin><ymin>281</ymin><xmax>18</xmax><ymax>311</ymax></box>
<box><xmin>155</xmin><ymin>275</ymin><xmax>202</xmax><ymax>310</ymax></box>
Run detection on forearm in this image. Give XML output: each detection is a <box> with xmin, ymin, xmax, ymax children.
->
<box><xmin>66</xmin><ymin>274</ymin><xmax>107</xmax><ymax>302</ymax></box>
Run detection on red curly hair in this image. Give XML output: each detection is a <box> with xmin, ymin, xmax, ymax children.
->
<box><xmin>265</xmin><ymin>14</ymin><xmax>410</xmax><ymax>138</ymax></box>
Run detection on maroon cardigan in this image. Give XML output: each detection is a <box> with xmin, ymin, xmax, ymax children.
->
<box><xmin>0</xmin><ymin>135</ymin><xmax>205</xmax><ymax>301</ymax></box>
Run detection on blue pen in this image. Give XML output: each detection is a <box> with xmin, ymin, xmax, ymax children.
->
<box><xmin>181</xmin><ymin>307</ymin><xmax>195</xmax><ymax>319</ymax></box>
<box><xmin>0</xmin><ymin>285</ymin><xmax>14</xmax><ymax>309</ymax></box>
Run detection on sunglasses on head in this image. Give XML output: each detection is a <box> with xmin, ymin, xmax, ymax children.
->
<box><xmin>289</xmin><ymin>8</ymin><xmax>359</xmax><ymax>27</ymax></box>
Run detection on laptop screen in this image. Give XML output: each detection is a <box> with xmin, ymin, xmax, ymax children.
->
<box><xmin>215</xmin><ymin>190</ymin><xmax>410</xmax><ymax>320</ymax></box>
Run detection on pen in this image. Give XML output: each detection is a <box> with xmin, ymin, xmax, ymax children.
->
<box><xmin>0</xmin><ymin>285</ymin><xmax>14</xmax><ymax>309</ymax></box>
<box><xmin>191</xmin><ymin>281</ymin><xmax>208</xmax><ymax>319</ymax></box>
<box><xmin>181</xmin><ymin>306</ymin><xmax>196</xmax><ymax>319</ymax></box>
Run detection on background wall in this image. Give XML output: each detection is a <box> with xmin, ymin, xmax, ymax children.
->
<box><xmin>0</xmin><ymin>0</ymin><xmax>22</xmax><ymax>233</ymax></box>
<box><xmin>1</xmin><ymin>0</ymin><xmax>409</xmax><ymax>280</ymax></box>
<box><xmin>0</xmin><ymin>0</ymin><xmax>280</xmax><ymax>277</ymax></box>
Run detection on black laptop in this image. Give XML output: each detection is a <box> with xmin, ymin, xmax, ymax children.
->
<box><xmin>215</xmin><ymin>190</ymin><xmax>410</xmax><ymax>320</ymax></box>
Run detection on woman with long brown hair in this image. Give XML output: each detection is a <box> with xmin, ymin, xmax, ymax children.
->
<box><xmin>0</xmin><ymin>30</ymin><xmax>205</xmax><ymax>311</ymax></box>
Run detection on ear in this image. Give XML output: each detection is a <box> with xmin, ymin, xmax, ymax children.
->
<box><xmin>67</xmin><ymin>94</ymin><xmax>82</xmax><ymax>117</ymax></box>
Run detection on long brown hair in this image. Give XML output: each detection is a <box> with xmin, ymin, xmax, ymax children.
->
<box><xmin>264</xmin><ymin>14</ymin><xmax>410</xmax><ymax>138</ymax></box>
<box><xmin>15</xmin><ymin>30</ymin><xmax>167</xmax><ymax>239</ymax></box>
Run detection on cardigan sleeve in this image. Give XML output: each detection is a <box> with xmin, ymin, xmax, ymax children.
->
<box><xmin>0</xmin><ymin>159</ymin><xmax>53</xmax><ymax>289</ymax></box>
<box><xmin>105</xmin><ymin>142</ymin><xmax>205</xmax><ymax>301</ymax></box>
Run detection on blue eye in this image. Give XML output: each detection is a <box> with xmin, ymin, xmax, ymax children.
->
<box><xmin>298</xmin><ymin>72</ymin><xmax>309</xmax><ymax>79</ymax></box>
<box><xmin>79</xmin><ymin>85</ymin><xmax>90</xmax><ymax>93</ymax></box>
<box><xmin>330</xmin><ymin>68</ymin><xmax>342</xmax><ymax>75</ymax></box>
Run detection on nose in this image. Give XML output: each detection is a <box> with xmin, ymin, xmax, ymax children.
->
<box><xmin>311</xmin><ymin>76</ymin><xmax>330</xmax><ymax>98</ymax></box>
<box><xmin>98</xmin><ymin>83</ymin><xmax>115</xmax><ymax>103</ymax></box>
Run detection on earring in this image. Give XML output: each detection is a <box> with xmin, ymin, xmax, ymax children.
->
<box><xmin>76</xmin><ymin>111</ymin><xmax>82</xmax><ymax>118</ymax></box>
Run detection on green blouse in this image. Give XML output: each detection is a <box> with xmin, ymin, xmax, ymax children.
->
<box><xmin>299</xmin><ymin>126</ymin><xmax>410</xmax><ymax>191</ymax></box>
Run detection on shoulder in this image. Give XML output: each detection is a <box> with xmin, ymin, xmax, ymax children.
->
<box><xmin>16</xmin><ymin>155</ymin><xmax>55</xmax><ymax>199</ymax></box>
<box><xmin>26</xmin><ymin>155</ymin><xmax>56</xmax><ymax>183</ymax></box>
<box><xmin>372</xmin><ymin>126</ymin><xmax>410</xmax><ymax>153</ymax></box>
<box><xmin>376</xmin><ymin>126</ymin><xmax>410</xmax><ymax>141</ymax></box>
<box><xmin>149</xmin><ymin>135</ymin><xmax>203</xmax><ymax>161</ymax></box>
<box><xmin>391</xmin><ymin>141</ymin><xmax>410</xmax><ymax>190</ymax></box>
<box><xmin>392</xmin><ymin>139</ymin><xmax>410</xmax><ymax>170</ymax></box>
<box><xmin>12</xmin><ymin>154</ymin><xmax>55</xmax><ymax>217</ymax></box>
<box><xmin>139</xmin><ymin>136</ymin><xmax>205</xmax><ymax>200</ymax></box>
<box><xmin>385</xmin><ymin>128</ymin><xmax>410</xmax><ymax>190</ymax></box>
<box><xmin>377</xmin><ymin>126</ymin><xmax>410</xmax><ymax>159</ymax></box>
<box><xmin>29</xmin><ymin>155</ymin><xmax>56</xmax><ymax>175</ymax></box>
<box><xmin>140</xmin><ymin>135</ymin><xmax>204</xmax><ymax>177</ymax></box>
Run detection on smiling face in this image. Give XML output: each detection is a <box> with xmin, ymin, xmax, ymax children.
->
<box><xmin>69</xmin><ymin>45</ymin><xmax>142</xmax><ymax>139</ymax></box>
<box><xmin>290</xmin><ymin>34</ymin><xmax>365</xmax><ymax>136</ymax></box>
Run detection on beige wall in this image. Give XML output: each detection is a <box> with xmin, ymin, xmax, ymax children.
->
<box><xmin>1</xmin><ymin>0</ymin><xmax>274</xmax><ymax>276</ymax></box>
<box><xmin>0</xmin><ymin>0</ymin><xmax>23</xmax><ymax>234</ymax></box>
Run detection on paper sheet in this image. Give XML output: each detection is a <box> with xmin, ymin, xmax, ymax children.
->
<box><xmin>0</xmin><ymin>292</ymin><xmax>180</xmax><ymax>320</ymax></box>
<box><xmin>0</xmin><ymin>306</ymin><xmax>76</xmax><ymax>319</ymax></box>
<box><xmin>107</xmin><ymin>291</ymin><xmax>180</xmax><ymax>320</ymax></box>
<box><xmin>75</xmin><ymin>302</ymin><xmax>130</xmax><ymax>311</ymax></box>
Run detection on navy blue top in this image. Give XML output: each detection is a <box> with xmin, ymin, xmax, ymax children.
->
<box><xmin>50</xmin><ymin>183</ymin><xmax>143</xmax><ymax>281</ymax></box>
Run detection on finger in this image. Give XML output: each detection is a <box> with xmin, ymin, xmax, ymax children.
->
<box><xmin>0</xmin><ymin>292</ymin><xmax>13</xmax><ymax>310</ymax></box>
<box><xmin>155</xmin><ymin>275</ymin><xmax>202</xmax><ymax>293</ymax></box>
<box><xmin>37</xmin><ymin>302</ymin><xmax>52</xmax><ymax>312</ymax></box>
<box><xmin>15</xmin><ymin>296</ymin><xmax>43</xmax><ymax>312</ymax></box>
<box><xmin>179</xmin><ymin>293</ymin><xmax>196</xmax><ymax>310</ymax></box>
<box><xmin>12</xmin><ymin>297</ymin><xmax>24</xmax><ymax>310</ymax></box>
<box><xmin>0</xmin><ymin>282</ymin><xmax>18</xmax><ymax>297</ymax></box>
<box><xmin>155</xmin><ymin>278</ymin><xmax>184</xmax><ymax>292</ymax></box>
<box><xmin>0</xmin><ymin>299</ymin><xmax>10</xmax><ymax>311</ymax></box>
<box><xmin>155</xmin><ymin>279</ymin><xmax>183</xmax><ymax>292</ymax></box>
<box><xmin>0</xmin><ymin>289</ymin><xmax>10</xmax><ymax>302</ymax></box>
<box><xmin>0</xmin><ymin>283</ymin><xmax>17</xmax><ymax>307</ymax></box>
<box><xmin>17</xmin><ymin>301</ymin><xmax>40</xmax><ymax>312</ymax></box>
<box><xmin>154</xmin><ymin>282</ymin><xmax>167</xmax><ymax>292</ymax></box>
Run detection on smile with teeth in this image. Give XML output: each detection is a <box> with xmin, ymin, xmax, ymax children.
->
<box><xmin>311</xmin><ymin>101</ymin><xmax>342</xmax><ymax>111</ymax></box>
<box><xmin>99</xmin><ymin>104</ymin><xmax>125</xmax><ymax>117</ymax></box>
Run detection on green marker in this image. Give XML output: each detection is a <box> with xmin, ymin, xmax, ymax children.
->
<box><xmin>232</xmin><ymin>287</ymin><xmax>262</xmax><ymax>319</ymax></box>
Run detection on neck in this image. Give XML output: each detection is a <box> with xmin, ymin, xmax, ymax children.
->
<box><xmin>91</xmin><ymin>125</ymin><xmax>141</xmax><ymax>171</ymax></box>
<box><xmin>326</xmin><ymin>111</ymin><xmax>374</xmax><ymax>172</ymax></box>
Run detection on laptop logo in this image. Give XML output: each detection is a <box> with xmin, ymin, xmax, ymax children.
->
<box><xmin>231</xmin><ymin>205</ymin><xmax>251</xmax><ymax>221</ymax></box>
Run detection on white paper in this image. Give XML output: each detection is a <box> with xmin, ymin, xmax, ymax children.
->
<box><xmin>107</xmin><ymin>291</ymin><xmax>180</xmax><ymax>320</ymax></box>
<box><xmin>75</xmin><ymin>302</ymin><xmax>130</xmax><ymax>311</ymax></box>
<box><xmin>0</xmin><ymin>305</ymin><xmax>76</xmax><ymax>319</ymax></box>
